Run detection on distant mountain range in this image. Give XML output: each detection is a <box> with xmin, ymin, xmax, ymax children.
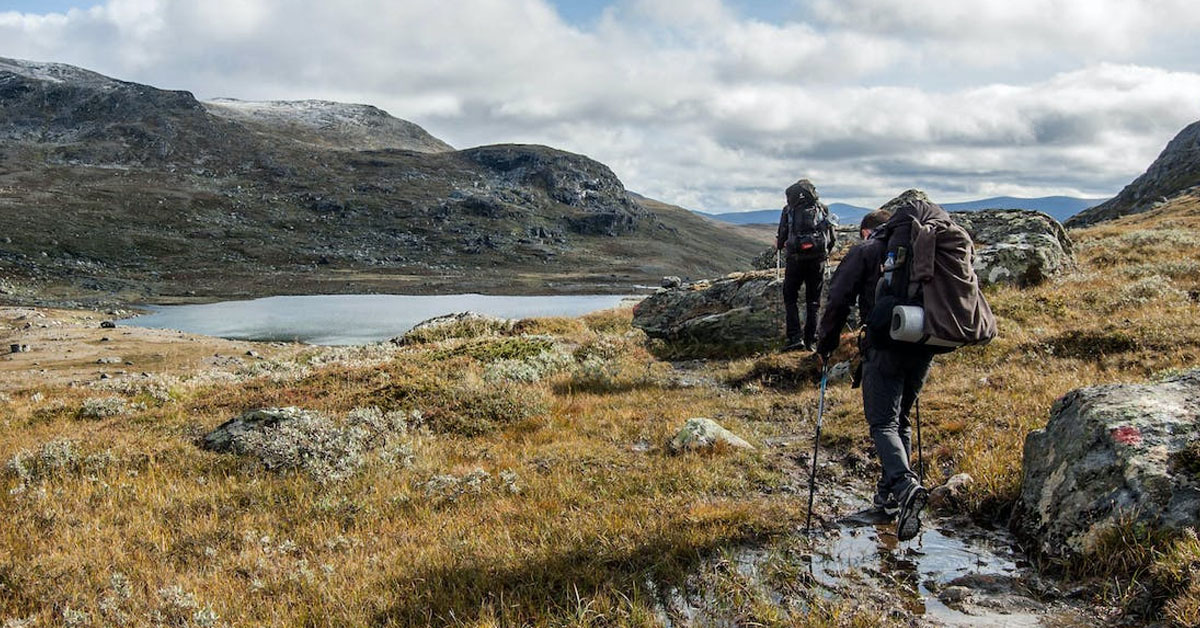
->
<box><xmin>702</xmin><ymin>196</ymin><xmax>1108</xmax><ymax>227</ymax></box>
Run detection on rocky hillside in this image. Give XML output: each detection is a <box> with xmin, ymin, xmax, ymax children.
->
<box><xmin>1067</xmin><ymin>119</ymin><xmax>1200</xmax><ymax>227</ymax></box>
<box><xmin>0</xmin><ymin>57</ymin><xmax>762</xmax><ymax>303</ymax></box>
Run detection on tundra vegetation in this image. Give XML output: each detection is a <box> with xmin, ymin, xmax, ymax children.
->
<box><xmin>2</xmin><ymin>193</ymin><xmax>1199</xmax><ymax>626</ymax></box>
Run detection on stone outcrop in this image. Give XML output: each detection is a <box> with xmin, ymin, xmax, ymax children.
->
<box><xmin>461</xmin><ymin>144</ymin><xmax>644</xmax><ymax>236</ymax></box>
<box><xmin>201</xmin><ymin>407</ymin><xmax>317</xmax><ymax>453</ymax></box>
<box><xmin>632</xmin><ymin>271</ymin><xmax>784</xmax><ymax>353</ymax></box>
<box><xmin>1012</xmin><ymin>371</ymin><xmax>1200</xmax><ymax>561</ymax></box>
<box><xmin>951</xmin><ymin>210</ymin><xmax>1074</xmax><ymax>287</ymax></box>
<box><xmin>1067</xmin><ymin>120</ymin><xmax>1200</xmax><ymax>227</ymax></box>
<box><xmin>668</xmin><ymin>418</ymin><xmax>754</xmax><ymax>453</ymax></box>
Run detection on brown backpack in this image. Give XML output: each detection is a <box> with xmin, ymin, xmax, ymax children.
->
<box><xmin>867</xmin><ymin>196</ymin><xmax>996</xmax><ymax>351</ymax></box>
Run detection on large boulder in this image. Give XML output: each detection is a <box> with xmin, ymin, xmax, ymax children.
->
<box><xmin>1012</xmin><ymin>371</ymin><xmax>1200</xmax><ymax>561</ymax></box>
<box><xmin>201</xmin><ymin>407</ymin><xmax>317</xmax><ymax>453</ymax></box>
<box><xmin>632</xmin><ymin>271</ymin><xmax>784</xmax><ymax>354</ymax></box>
<box><xmin>951</xmin><ymin>210</ymin><xmax>1074</xmax><ymax>287</ymax></box>
<box><xmin>668</xmin><ymin>418</ymin><xmax>754</xmax><ymax>453</ymax></box>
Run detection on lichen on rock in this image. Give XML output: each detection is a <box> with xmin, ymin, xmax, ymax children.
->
<box><xmin>1012</xmin><ymin>370</ymin><xmax>1200</xmax><ymax>561</ymax></box>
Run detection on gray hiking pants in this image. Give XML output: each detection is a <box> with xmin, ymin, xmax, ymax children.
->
<box><xmin>862</xmin><ymin>345</ymin><xmax>934</xmax><ymax>503</ymax></box>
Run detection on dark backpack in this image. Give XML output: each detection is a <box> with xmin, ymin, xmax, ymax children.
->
<box><xmin>785</xmin><ymin>202</ymin><xmax>832</xmax><ymax>262</ymax></box>
<box><xmin>866</xmin><ymin>198</ymin><xmax>996</xmax><ymax>353</ymax></box>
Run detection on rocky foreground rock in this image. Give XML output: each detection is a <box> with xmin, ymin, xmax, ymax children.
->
<box><xmin>200</xmin><ymin>407</ymin><xmax>317</xmax><ymax>453</ymax></box>
<box><xmin>668</xmin><ymin>418</ymin><xmax>754</xmax><ymax>453</ymax></box>
<box><xmin>1012</xmin><ymin>370</ymin><xmax>1200</xmax><ymax>561</ymax></box>
<box><xmin>632</xmin><ymin>271</ymin><xmax>784</xmax><ymax>353</ymax></box>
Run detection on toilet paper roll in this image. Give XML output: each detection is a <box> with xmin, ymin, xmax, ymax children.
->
<box><xmin>890</xmin><ymin>305</ymin><xmax>927</xmax><ymax>343</ymax></box>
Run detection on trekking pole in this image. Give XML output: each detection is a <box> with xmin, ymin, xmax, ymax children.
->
<box><xmin>776</xmin><ymin>249</ymin><xmax>781</xmax><ymax>281</ymax></box>
<box><xmin>805</xmin><ymin>362</ymin><xmax>830</xmax><ymax>536</ymax></box>
<box><xmin>915</xmin><ymin>396</ymin><xmax>924</xmax><ymax>483</ymax></box>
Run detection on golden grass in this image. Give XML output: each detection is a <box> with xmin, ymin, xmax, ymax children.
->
<box><xmin>3</xmin><ymin>193</ymin><xmax>1200</xmax><ymax>625</ymax></box>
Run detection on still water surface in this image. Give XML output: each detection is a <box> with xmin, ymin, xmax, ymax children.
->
<box><xmin>120</xmin><ymin>294</ymin><xmax>636</xmax><ymax>345</ymax></box>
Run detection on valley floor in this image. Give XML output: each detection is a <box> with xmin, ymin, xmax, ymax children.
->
<box><xmin>2</xmin><ymin>192</ymin><xmax>1199</xmax><ymax>627</ymax></box>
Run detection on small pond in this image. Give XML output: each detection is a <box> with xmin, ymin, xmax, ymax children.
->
<box><xmin>119</xmin><ymin>294</ymin><xmax>637</xmax><ymax>345</ymax></box>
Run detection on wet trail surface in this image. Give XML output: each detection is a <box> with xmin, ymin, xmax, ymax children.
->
<box><xmin>793</xmin><ymin>465</ymin><xmax>1099</xmax><ymax>627</ymax></box>
<box><xmin>812</xmin><ymin>518</ymin><xmax>1045</xmax><ymax>626</ymax></box>
<box><xmin>654</xmin><ymin>485</ymin><xmax>1098</xmax><ymax>627</ymax></box>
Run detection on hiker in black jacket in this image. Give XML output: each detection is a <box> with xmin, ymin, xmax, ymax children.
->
<box><xmin>815</xmin><ymin>208</ymin><xmax>932</xmax><ymax>539</ymax></box>
<box><xmin>776</xmin><ymin>179</ymin><xmax>836</xmax><ymax>351</ymax></box>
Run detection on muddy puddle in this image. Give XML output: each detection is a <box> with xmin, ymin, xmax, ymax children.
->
<box><xmin>655</xmin><ymin>513</ymin><xmax>1092</xmax><ymax>627</ymax></box>
<box><xmin>812</xmin><ymin>521</ymin><xmax>1046</xmax><ymax>626</ymax></box>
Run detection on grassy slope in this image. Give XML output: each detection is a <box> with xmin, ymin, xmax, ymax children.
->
<box><xmin>1</xmin><ymin>193</ymin><xmax>1199</xmax><ymax>625</ymax></box>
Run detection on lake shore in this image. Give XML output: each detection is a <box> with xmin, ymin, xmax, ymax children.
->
<box><xmin>0</xmin><ymin>266</ymin><xmax>669</xmax><ymax>311</ymax></box>
<box><xmin>0</xmin><ymin>306</ymin><xmax>306</xmax><ymax>393</ymax></box>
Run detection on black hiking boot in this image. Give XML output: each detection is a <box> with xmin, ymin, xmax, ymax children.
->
<box><xmin>875</xmin><ymin>492</ymin><xmax>900</xmax><ymax>517</ymax></box>
<box><xmin>838</xmin><ymin>505</ymin><xmax>896</xmax><ymax>526</ymax></box>
<box><xmin>895</xmin><ymin>483</ymin><xmax>928</xmax><ymax>542</ymax></box>
<box><xmin>782</xmin><ymin>338</ymin><xmax>808</xmax><ymax>352</ymax></box>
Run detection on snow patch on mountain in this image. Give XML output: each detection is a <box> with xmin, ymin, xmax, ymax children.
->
<box><xmin>204</xmin><ymin>98</ymin><xmax>454</xmax><ymax>153</ymax></box>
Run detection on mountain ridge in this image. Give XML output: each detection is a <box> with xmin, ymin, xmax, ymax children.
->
<box><xmin>1066</xmin><ymin>119</ymin><xmax>1200</xmax><ymax>227</ymax></box>
<box><xmin>0</xmin><ymin>57</ymin><xmax>764</xmax><ymax>304</ymax></box>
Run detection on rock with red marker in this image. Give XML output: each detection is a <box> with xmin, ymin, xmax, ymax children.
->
<box><xmin>1012</xmin><ymin>370</ymin><xmax>1200</xmax><ymax>561</ymax></box>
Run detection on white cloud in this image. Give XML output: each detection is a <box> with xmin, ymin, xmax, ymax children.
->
<box><xmin>0</xmin><ymin>0</ymin><xmax>1198</xmax><ymax>210</ymax></box>
<box><xmin>810</xmin><ymin>0</ymin><xmax>1200</xmax><ymax>64</ymax></box>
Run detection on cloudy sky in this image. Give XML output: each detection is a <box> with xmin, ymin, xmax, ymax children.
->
<box><xmin>2</xmin><ymin>0</ymin><xmax>1200</xmax><ymax>211</ymax></box>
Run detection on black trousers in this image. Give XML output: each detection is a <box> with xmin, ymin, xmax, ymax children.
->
<box><xmin>862</xmin><ymin>345</ymin><xmax>935</xmax><ymax>503</ymax></box>
<box><xmin>782</xmin><ymin>254</ymin><xmax>824</xmax><ymax>344</ymax></box>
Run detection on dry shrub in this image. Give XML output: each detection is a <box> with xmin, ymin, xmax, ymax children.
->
<box><xmin>726</xmin><ymin>334</ymin><xmax>855</xmax><ymax>390</ymax></box>
<box><xmin>78</xmin><ymin>395</ymin><xmax>132</xmax><ymax>420</ymax></box>
<box><xmin>511</xmin><ymin>316</ymin><xmax>586</xmax><ymax>336</ymax></box>
<box><xmin>1040</xmin><ymin>329</ymin><xmax>1142</xmax><ymax>360</ymax></box>
<box><xmin>1069</xmin><ymin>521</ymin><xmax>1200</xmax><ymax>623</ymax></box>
<box><xmin>482</xmin><ymin>347</ymin><xmax>574</xmax><ymax>383</ymax></box>
<box><xmin>395</xmin><ymin>315</ymin><xmax>513</xmax><ymax>345</ymax></box>
<box><xmin>220</xmin><ymin>407</ymin><xmax>415</xmax><ymax>483</ymax></box>
<box><xmin>5</xmin><ymin>439</ymin><xmax>116</xmax><ymax>487</ymax></box>
<box><xmin>580</xmin><ymin>306</ymin><xmax>635</xmax><ymax>334</ymax></box>
<box><xmin>1157</xmin><ymin>530</ymin><xmax>1200</xmax><ymax>627</ymax></box>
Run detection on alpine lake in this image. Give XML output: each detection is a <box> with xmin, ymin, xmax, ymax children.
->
<box><xmin>118</xmin><ymin>293</ymin><xmax>639</xmax><ymax>345</ymax></box>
